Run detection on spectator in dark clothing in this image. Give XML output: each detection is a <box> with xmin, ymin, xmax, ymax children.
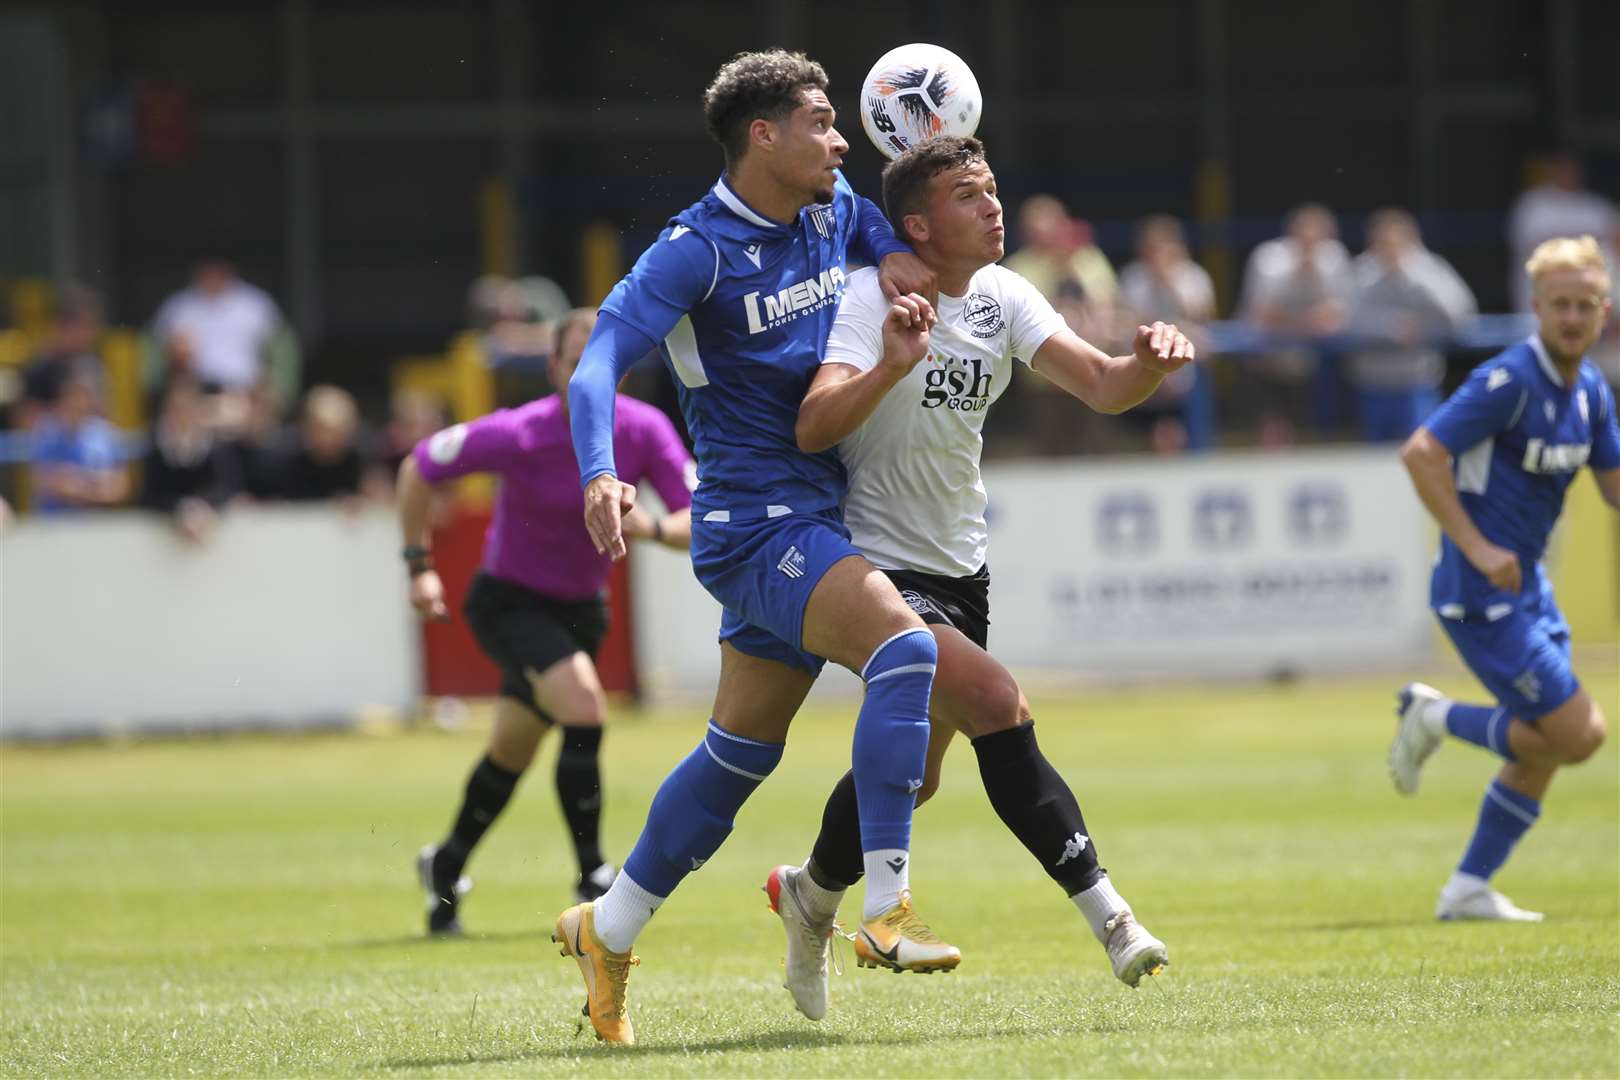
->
<box><xmin>19</xmin><ymin>285</ymin><xmax>105</xmax><ymax>430</ymax></box>
<box><xmin>228</xmin><ymin>380</ymin><xmax>294</xmax><ymax>500</ymax></box>
<box><xmin>281</xmin><ymin>384</ymin><xmax>387</xmax><ymax>502</ymax></box>
<box><xmin>140</xmin><ymin>376</ymin><xmax>243</xmax><ymax>540</ymax></box>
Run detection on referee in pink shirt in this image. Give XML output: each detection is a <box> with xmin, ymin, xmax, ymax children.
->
<box><xmin>397</xmin><ymin>307</ymin><xmax>695</xmax><ymax>935</ymax></box>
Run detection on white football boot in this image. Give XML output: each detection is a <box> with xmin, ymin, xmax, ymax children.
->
<box><xmin>1102</xmin><ymin>910</ymin><xmax>1170</xmax><ymax>988</ymax></box>
<box><xmin>764</xmin><ymin>864</ymin><xmax>835</xmax><ymax>1020</ymax></box>
<box><xmin>1436</xmin><ymin>883</ymin><xmax>1544</xmax><ymax>922</ymax></box>
<box><xmin>1389</xmin><ymin>682</ymin><xmax>1447</xmax><ymax>795</ymax></box>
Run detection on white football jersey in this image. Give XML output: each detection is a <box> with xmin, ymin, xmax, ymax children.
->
<box><xmin>824</xmin><ymin>264</ymin><xmax>1067</xmax><ymax>576</ymax></box>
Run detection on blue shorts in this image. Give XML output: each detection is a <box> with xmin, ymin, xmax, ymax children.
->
<box><xmin>690</xmin><ymin>507</ymin><xmax>862</xmax><ymax>675</ymax></box>
<box><xmin>1437</xmin><ymin>590</ymin><xmax>1579</xmax><ymax>721</ymax></box>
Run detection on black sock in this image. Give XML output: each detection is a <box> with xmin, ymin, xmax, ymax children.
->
<box><xmin>973</xmin><ymin>721</ymin><xmax>1103</xmax><ymax>895</ymax></box>
<box><xmin>555</xmin><ymin>725</ymin><xmax>605</xmax><ymax>876</ymax></box>
<box><xmin>437</xmin><ymin>754</ymin><xmax>522</xmax><ymax>878</ymax></box>
<box><xmin>807</xmin><ymin>769</ymin><xmax>865</xmax><ymax>890</ymax></box>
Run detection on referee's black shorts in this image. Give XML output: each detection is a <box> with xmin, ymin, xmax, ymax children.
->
<box><xmin>879</xmin><ymin>563</ymin><xmax>991</xmax><ymax>650</ymax></box>
<box><xmin>462</xmin><ymin>571</ymin><xmax>609</xmax><ymax>721</ymax></box>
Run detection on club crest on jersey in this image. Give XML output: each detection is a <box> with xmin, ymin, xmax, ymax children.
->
<box><xmin>964</xmin><ymin>293</ymin><xmax>1004</xmax><ymax>338</ymax></box>
<box><xmin>776</xmin><ymin>545</ymin><xmax>807</xmax><ymax>579</ymax></box>
<box><xmin>743</xmin><ymin>266</ymin><xmax>846</xmax><ymax>334</ymax></box>
<box><xmin>807</xmin><ymin>204</ymin><xmax>835</xmax><ymax>238</ymax></box>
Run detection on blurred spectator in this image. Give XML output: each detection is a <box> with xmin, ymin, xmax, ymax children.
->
<box><xmin>19</xmin><ymin>284</ymin><xmax>104</xmax><ymax>429</ymax></box>
<box><xmin>139</xmin><ymin>376</ymin><xmax>244</xmax><ymax>540</ymax></box>
<box><xmin>1346</xmin><ymin>209</ymin><xmax>1477</xmax><ymax>442</ymax></box>
<box><xmin>1118</xmin><ymin>215</ymin><xmax>1215</xmax><ymax>453</ymax></box>
<box><xmin>281</xmin><ymin>384</ymin><xmax>387</xmax><ymax>502</ymax></box>
<box><xmin>1508</xmin><ymin>153</ymin><xmax>1619</xmax><ymax>313</ymax></box>
<box><xmin>469</xmin><ymin>274</ymin><xmax>571</xmax><ymax>367</ymax></box>
<box><xmin>382</xmin><ymin>388</ymin><xmax>451</xmax><ymax>474</ymax></box>
<box><xmin>27</xmin><ymin>361</ymin><xmax>130</xmax><ymax>513</ymax></box>
<box><xmin>1237</xmin><ymin>203</ymin><xmax>1354</xmax><ymax>446</ymax></box>
<box><xmin>153</xmin><ymin>260</ymin><xmax>299</xmax><ymax>403</ymax></box>
<box><xmin>1002</xmin><ymin>194</ymin><xmax>1121</xmax><ymax>454</ymax></box>
<box><xmin>228</xmin><ymin>381</ymin><xmax>294</xmax><ymax>501</ymax></box>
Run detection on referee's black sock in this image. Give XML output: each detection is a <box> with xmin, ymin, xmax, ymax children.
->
<box><xmin>555</xmin><ymin>725</ymin><xmax>606</xmax><ymax>876</ymax></box>
<box><xmin>437</xmin><ymin>754</ymin><xmax>523</xmax><ymax>879</ymax></box>
<box><xmin>972</xmin><ymin>721</ymin><xmax>1104</xmax><ymax>895</ymax></box>
<box><xmin>806</xmin><ymin>769</ymin><xmax>866</xmax><ymax>891</ymax></box>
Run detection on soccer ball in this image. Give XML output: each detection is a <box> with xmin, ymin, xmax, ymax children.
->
<box><xmin>859</xmin><ymin>43</ymin><xmax>982</xmax><ymax>161</ymax></box>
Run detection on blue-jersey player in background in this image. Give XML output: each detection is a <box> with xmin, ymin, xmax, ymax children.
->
<box><xmin>552</xmin><ymin>50</ymin><xmax>957</xmax><ymax>1043</ymax></box>
<box><xmin>1390</xmin><ymin>235</ymin><xmax>1620</xmax><ymax>922</ymax></box>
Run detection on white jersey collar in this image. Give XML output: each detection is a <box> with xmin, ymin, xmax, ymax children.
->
<box><xmin>1525</xmin><ymin>334</ymin><xmax>1568</xmax><ymax>388</ymax></box>
<box><xmin>713</xmin><ymin>176</ymin><xmax>786</xmax><ymax>231</ymax></box>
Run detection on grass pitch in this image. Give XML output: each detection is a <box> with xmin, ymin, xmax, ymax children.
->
<box><xmin>3</xmin><ymin>668</ymin><xmax>1616</xmax><ymax>1077</ymax></box>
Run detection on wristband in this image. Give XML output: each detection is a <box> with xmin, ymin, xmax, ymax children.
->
<box><xmin>402</xmin><ymin>544</ymin><xmax>433</xmax><ymax>575</ymax></box>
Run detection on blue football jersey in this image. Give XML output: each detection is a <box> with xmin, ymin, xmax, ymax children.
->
<box><xmin>1424</xmin><ymin>335</ymin><xmax>1620</xmax><ymax>615</ymax></box>
<box><xmin>596</xmin><ymin>172</ymin><xmax>905</xmax><ymax>519</ymax></box>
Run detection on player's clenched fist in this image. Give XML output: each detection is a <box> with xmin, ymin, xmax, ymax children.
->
<box><xmin>879</xmin><ymin>292</ymin><xmax>936</xmax><ymax>376</ymax></box>
<box><xmin>1469</xmin><ymin>541</ymin><xmax>1523</xmax><ymax>595</ymax></box>
<box><xmin>1132</xmin><ymin>321</ymin><xmax>1195</xmax><ymax>375</ymax></box>
<box><xmin>583</xmin><ymin>471</ymin><xmax>638</xmax><ymax>560</ymax></box>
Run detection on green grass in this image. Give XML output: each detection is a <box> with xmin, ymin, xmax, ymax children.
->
<box><xmin>3</xmin><ymin>668</ymin><xmax>1617</xmax><ymax>1077</ymax></box>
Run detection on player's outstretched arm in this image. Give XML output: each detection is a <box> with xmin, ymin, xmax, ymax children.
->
<box><xmin>1032</xmin><ymin>321</ymin><xmax>1194</xmax><ymax>414</ymax></box>
<box><xmin>570</xmin><ymin>313</ymin><xmax>659</xmax><ymax>559</ymax></box>
<box><xmin>1400</xmin><ymin>427</ymin><xmax>1522</xmax><ymax>593</ymax></box>
<box><xmin>397</xmin><ymin>455</ymin><xmax>449</xmax><ymax>621</ymax></box>
<box><xmin>796</xmin><ymin>293</ymin><xmax>935</xmax><ymax>452</ymax></box>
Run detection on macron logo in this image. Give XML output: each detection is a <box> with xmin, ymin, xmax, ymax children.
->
<box><xmin>743</xmin><ymin>243</ymin><xmax>762</xmax><ymax>269</ymax></box>
<box><xmin>1486</xmin><ymin>367</ymin><xmax>1512</xmax><ymax>391</ymax></box>
<box><xmin>743</xmin><ymin>266</ymin><xmax>846</xmax><ymax>334</ymax></box>
<box><xmin>669</xmin><ymin>225</ymin><xmax>691</xmax><ymax>241</ymax></box>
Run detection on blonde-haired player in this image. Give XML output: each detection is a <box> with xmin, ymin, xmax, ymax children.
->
<box><xmin>1389</xmin><ymin>234</ymin><xmax>1619</xmax><ymax>920</ymax></box>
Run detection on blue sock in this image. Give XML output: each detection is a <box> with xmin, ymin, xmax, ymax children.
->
<box><xmin>852</xmin><ymin>627</ymin><xmax>937</xmax><ymax>853</ymax></box>
<box><xmin>1445</xmin><ymin>702</ymin><xmax>1516</xmax><ymax>760</ymax></box>
<box><xmin>1457</xmin><ymin>779</ymin><xmax>1540</xmax><ymax>880</ymax></box>
<box><xmin>620</xmin><ymin>720</ymin><xmax>784</xmax><ymax>897</ymax></box>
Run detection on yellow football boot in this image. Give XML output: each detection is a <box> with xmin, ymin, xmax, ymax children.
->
<box><xmin>552</xmin><ymin>903</ymin><xmax>639</xmax><ymax>1044</ymax></box>
<box><xmin>853</xmin><ymin>894</ymin><xmax>960</xmax><ymax>973</ymax></box>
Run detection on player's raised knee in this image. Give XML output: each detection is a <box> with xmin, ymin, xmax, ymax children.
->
<box><xmin>1567</xmin><ymin>707</ymin><xmax>1606</xmax><ymax>764</ymax></box>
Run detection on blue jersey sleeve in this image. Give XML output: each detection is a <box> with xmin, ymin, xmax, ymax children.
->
<box><xmin>838</xmin><ymin>172</ymin><xmax>909</xmax><ymax>267</ymax></box>
<box><xmin>574</xmin><ymin>226</ymin><xmax>715</xmax><ymax>486</ymax></box>
<box><xmin>1424</xmin><ymin>361</ymin><xmax>1526</xmax><ymax>455</ymax></box>
<box><xmin>570</xmin><ymin>314</ymin><xmax>660</xmax><ymax>487</ymax></box>
<box><xmin>1591</xmin><ymin>378</ymin><xmax>1620</xmax><ymax>471</ymax></box>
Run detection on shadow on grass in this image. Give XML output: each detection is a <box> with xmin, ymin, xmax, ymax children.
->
<box><xmin>1296</xmin><ymin>917</ymin><xmax>1438</xmax><ymax>933</ymax></box>
<box><xmin>374</xmin><ymin>1014</ymin><xmax>1057</xmax><ymax>1070</ymax></box>
<box><xmin>337</xmin><ymin>929</ymin><xmax>556</xmax><ymax>950</ymax></box>
<box><xmin>375</xmin><ymin>1025</ymin><xmax>851</xmax><ymax>1069</ymax></box>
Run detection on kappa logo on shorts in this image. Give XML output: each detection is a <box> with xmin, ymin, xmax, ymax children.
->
<box><xmin>777</xmin><ymin>545</ymin><xmax>807</xmax><ymax>579</ymax></box>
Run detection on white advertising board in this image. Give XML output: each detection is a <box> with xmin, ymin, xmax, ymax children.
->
<box><xmin>1</xmin><ymin>506</ymin><xmax>419</xmax><ymax>737</ymax></box>
<box><xmin>631</xmin><ymin>447</ymin><xmax>1434</xmax><ymax>694</ymax></box>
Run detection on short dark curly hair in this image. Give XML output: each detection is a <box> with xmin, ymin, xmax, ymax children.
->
<box><xmin>702</xmin><ymin>50</ymin><xmax>829</xmax><ymax>166</ymax></box>
<box><xmin>881</xmin><ymin>135</ymin><xmax>987</xmax><ymax>241</ymax></box>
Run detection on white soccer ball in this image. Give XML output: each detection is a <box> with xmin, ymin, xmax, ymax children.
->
<box><xmin>859</xmin><ymin>43</ymin><xmax>982</xmax><ymax>161</ymax></box>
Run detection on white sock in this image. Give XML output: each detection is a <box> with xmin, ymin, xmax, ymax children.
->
<box><xmin>1442</xmin><ymin>870</ymin><xmax>1488</xmax><ymax>900</ymax></box>
<box><xmin>1071</xmin><ymin>874</ymin><xmax>1129</xmax><ymax>944</ymax></box>
<box><xmin>590</xmin><ymin>872</ymin><xmax>663</xmax><ymax>953</ymax></box>
<box><xmin>862</xmin><ymin>848</ymin><xmax>910</xmax><ymax>920</ymax></box>
<box><xmin>794</xmin><ymin>859</ymin><xmax>844</xmax><ymax>921</ymax></box>
<box><xmin>1422</xmin><ymin>697</ymin><xmax>1454</xmax><ymax>738</ymax></box>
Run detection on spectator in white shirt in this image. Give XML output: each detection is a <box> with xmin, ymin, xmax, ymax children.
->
<box><xmin>1238</xmin><ymin>203</ymin><xmax>1355</xmax><ymax>446</ymax></box>
<box><xmin>154</xmin><ymin>261</ymin><xmax>288</xmax><ymax>394</ymax></box>
<box><xmin>1347</xmin><ymin>208</ymin><xmax>1478</xmax><ymax>442</ymax></box>
<box><xmin>1119</xmin><ymin>215</ymin><xmax>1215</xmax><ymax>453</ymax></box>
